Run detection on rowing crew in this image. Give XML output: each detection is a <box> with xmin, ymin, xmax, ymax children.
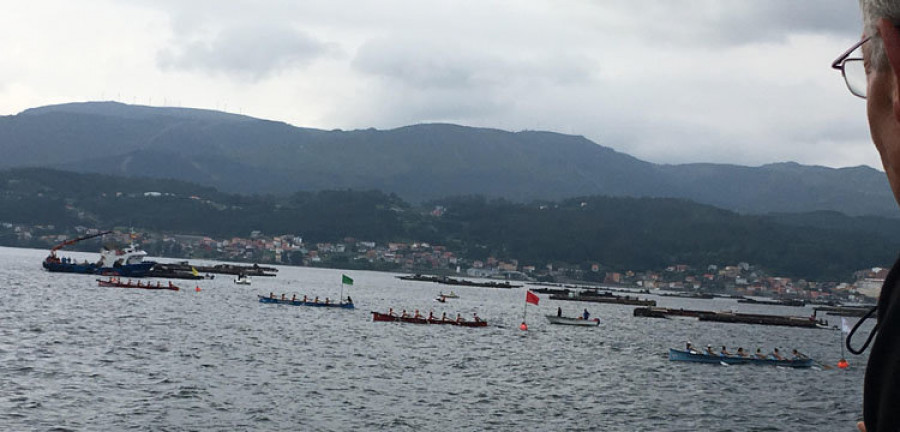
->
<box><xmin>268</xmin><ymin>293</ymin><xmax>353</xmax><ymax>304</ymax></box>
<box><xmin>387</xmin><ymin>308</ymin><xmax>482</xmax><ymax>323</ymax></box>
<box><xmin>686</xmin><ymin>342</ymin><xmax>808</xmax><ymax>361</ymax></box>
<box><xmin>106</xmin><ymin>278</ymin><xmax>175</xmax><ymax>289</ymax></box>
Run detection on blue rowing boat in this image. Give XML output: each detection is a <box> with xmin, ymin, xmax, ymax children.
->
<box><xmin>668</xmin><ymin>349</ymin><xmax>813</xmax><ymax>368</ymax></box>
<box><xmin>258</xmin><ymin>295</ymin><xmax>354</xmax><ymax>309</ymax></box>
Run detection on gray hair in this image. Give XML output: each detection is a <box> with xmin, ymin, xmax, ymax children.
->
<box><xmin>861</xmin><ymin>0</ymin><xmax>900</xmax><ymax>69</ymax></box>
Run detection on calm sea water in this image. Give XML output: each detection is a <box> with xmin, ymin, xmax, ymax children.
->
<box><xmin>0</xmin><ymin>246</ymin><xmax>871</xmax><ymax>431</ymax></box>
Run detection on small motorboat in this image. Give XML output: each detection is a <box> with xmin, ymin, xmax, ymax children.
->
<box><xmin>234</xmin><ymin>274</ymin><xmax>251</xmax><ymax>285</ymax></box>
<box><xmin>546</xmin><ymin>315</ymin><xmax>600</xmax><ymax>326</ymax></box>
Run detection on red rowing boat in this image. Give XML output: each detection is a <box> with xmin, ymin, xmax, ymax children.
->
<box><xmin>96</xmin><ymin>278</ymin><xmax>180</xmax><ymax>291</ymax></box>
<box><xmin>371</xmin><ymin>311</ymin><xmax>487</xmax><ymax>327</ymax></box>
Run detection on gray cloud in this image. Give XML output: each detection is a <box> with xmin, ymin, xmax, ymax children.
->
<box><xmin>595</xmin><ymin>0</ymin><xmax>861</xmax><ymax>48</ymax></box>
<box><xmin>0</xmin><ymin>0</ymin><xmax>879</xmax><ymax>170</ymax></box>
<box><xmin>158</xmin><ymin>25</ymin><xmax>336</xmax><ymax>81</ymax></box>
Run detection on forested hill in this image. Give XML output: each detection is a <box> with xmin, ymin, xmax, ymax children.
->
<box><xmin>0</xmin><ymin>101</ymin><xmax>894</xmax><ymax>217</ymax></box>
<box><xmin>1</xmin><ymin>168</ymin><xmax>897</xmax><ymax>281</ymax></box>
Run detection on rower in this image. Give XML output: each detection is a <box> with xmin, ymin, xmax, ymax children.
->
<box><xmin>401</xmin><ymin>310</ymin><xmax>409</xmax><ymax>318</ymax></box>
<box><xmin>270</xmin><ymin>292</ymin><xmax>275</xmax><ymax>299</ymax></box>
<box><xmin>755</xmin><ymin>348</ymin><xmax>767</xmax><ymax>359</ymax></box>
<box><xmin>791</xmin><ymin>349</ymin><xmax>808</xmax><ymax>360</ymax></box>
<box><xmin>705</xmin><ymin>345</ymin><xmax>716</xmax><ymax>355</ymax></box>
<box><xmin>281</xmin><ymin>293</ymin><xmax>286</xmax><ymax>301</ymax></box>
<box><xmin>429</xmin><ymin>311</ymin><xmax>435</xmax><ymax>320</ymax></box>
<box><xmin>473</xmin><ymin>312</ymin><xmax>481</xmax><ymax>322</ymax></box>
<box><xmin>346</xmin><ymin>295</ymin><xmax>352</xmax><ymax>304</ymax></box>
<box><xmin>736</xmin><ymin>347</ymin><xmax>749</xmax><ymax>357</ymax></box>
<box><xmin>291</xmin><ymin>294</ymin><xmax>296</xmax><ymax>302</ymax></box>
<box><xmin>314</xmin><ymin>296</ymin><xmax>319</xmax><ymax>303</ymax></box>
<box><xmin>389</xmin><ymin>307</ymin><xmax>396</xmax><ymax>317</ymax></box>
<box><xmin>441</xmin><ymin>312</ymin><xmax>448</xmax><ymax>321</ymax></box>
<box><xmin>582</xmin><ymin>309</ymin><xmax>590</xmax><ymax>320</ymax></box>
<box><xmin>414</xmin><ymin>309</ymin><xmax>422</xmax><ymax>319</ymax></box>
<box><xmin>771</xmin><ymin>348</ymin><xmax>785</xmax><ymax>360</ymax></box>
<box><xmin>456</xmin><ymin>313</ymin><xmax>464</xmax><ymax>323</ymax></box>
<box><xmin>720</xmin><ymin>346</ymin><xmax>732</xmax><ymax>356</ymax></box>
<box><xmin>325</xmin><ymin>298</ymin><xmax>330</xmax><ymax>305</ymax></box>
<box><xmin>303</xmin><ymin>295</ymin><xmax>308</xmax><ymax>302</ymax></box>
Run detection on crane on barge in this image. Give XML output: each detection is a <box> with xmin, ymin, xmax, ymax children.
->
<box><xmin>45</xmin><ymin>230</ymin><xmax>113</xmax><ymax>263</ymax></box>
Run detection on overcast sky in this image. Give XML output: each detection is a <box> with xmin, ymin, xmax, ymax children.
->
<box><xmin>0</xmin><ymin>1</ymin><xmax>875</xmax><ymax>169</ymax></box>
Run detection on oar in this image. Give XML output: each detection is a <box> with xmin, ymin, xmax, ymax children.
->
<box><xmin>813</xmin><ymin>359</ymin><xmax>833</xmax><ymax>370</ymax></box>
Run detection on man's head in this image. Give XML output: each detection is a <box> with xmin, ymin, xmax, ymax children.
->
<box><xmin>860</xmin><ymin>1</ymin><xmax>900</xmax><ymax>205</ymax></box>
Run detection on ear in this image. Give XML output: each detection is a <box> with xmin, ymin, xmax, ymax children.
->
<box><xmin>878</xmin><ymin>19</ymin><xmax>900</xmax><ymax>121</ymax></box>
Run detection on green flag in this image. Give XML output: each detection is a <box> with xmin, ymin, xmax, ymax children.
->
<box><xmin>342</xmin><ymin>274</ymin><xmax>354</xmax><ymax>285</ymax></box>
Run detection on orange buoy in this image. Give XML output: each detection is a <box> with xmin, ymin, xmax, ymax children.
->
<box><xmin>838</xmin><ymin>359</ymin><xmax>849</xmax><ymax>369</ymax></box>
<box><xmin>519</xmin><ymin>322</ymin><xmax>528</xmax><ymax>331</ymax></box>
<box><xmin>195</xmin><ymin>285</ymin><xmax>201</xmax><ymax>292</ymax></box>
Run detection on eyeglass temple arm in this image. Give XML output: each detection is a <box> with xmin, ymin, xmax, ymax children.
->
<box><xmin>832</xmin><ymin>36</ymin><xmax>871</xmax><ymax>70</ymax></box>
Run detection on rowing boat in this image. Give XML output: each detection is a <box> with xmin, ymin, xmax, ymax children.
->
<box><xmin>668</xmin><ymin>349</ymin><xmax>813</xmax><ymax>368</ymax></box>
<box><xmin>258</xmin><ymin>295</ymin><xmax>354</xmax><ymax>309</ymax></box>
<box><xmin>96</xmin><ymin>278</ymin><xmax>179</xmax><ymax>291</ymax></box>
<box><xmin>546</xmin><ymin>315</ymin><xmax>600</xmax><ymax>326</ymax></box>
<box><xmin>371</xmin><ymin>311</ymin><xmax>487</xmax><ymax>327</ymax></box>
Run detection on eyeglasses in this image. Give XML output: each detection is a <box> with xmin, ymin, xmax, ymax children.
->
<box><xmin>831</xmin><ymin>36</ymin><xmax>870</xmax><ymax>99</ymax></box>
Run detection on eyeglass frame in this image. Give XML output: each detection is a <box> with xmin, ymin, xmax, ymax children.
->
<box><xmin>831</xmin><ymin>35</ymin><xmax>871</xmax><ymax>99</ymax></box>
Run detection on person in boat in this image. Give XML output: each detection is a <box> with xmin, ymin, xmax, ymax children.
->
<box><xmin>456</xmin><ymin>313</ymin><xmax>464</xmax><ymax>323</ymax></box>
<box><xmin>582</xmin><ymin>309</ymin><xmax>590</xmax><ymax>320</ymax></box>
<box><xmin>270</xmin><ymin>292</ymin><xmax>275</xmax><ymax>299</ymax></box>
<box><xmin>291</xmin><ymin>294</ymin><xmax>297</xmax><ymax>302</ymax></box>
<box><xmin>791</xmin><ymin>349</ymin><xmax>808</xmax><ymax>360</ymax></box>
<box><xmin>346</xmin><ymin>295</ymin><xmax>352</xmax><ymax>304</ymax></box>
<box><xmin>314</xmin><ymin>296</ymin><xmax>319</xmax><ymax>303</ymax></box>
<box><xmin>388</xmin><ymin>307</ymin><xmax>396</xmax><ymax>317</ymax></box>
<box><xmin>414</xmin><ymin>309</ymin><xmax>422</xmax><ymax>319</ymax></box>
<box><xmin>736</xmin><ymin>347</ymin><xmax>749</xmax><ymax>358</ymax></box>
<box><xmin>473</xmin><ymin>312</ymin><xmax>481</xmax><ymax>322</ymax></box>
<box><xmin>325</xmin><ymin>298</ymin><xmax>330</xmax><ymax>305</ymax></box>
<box><xmin>281</xmin><ymin>293</ymin><xmax>287</xmax><ymax>301</ymax></box>
<box><xmin>705</xmin><ymin>345</ymin><xmax>717</xmax><ymax>356</ymax></box>
<box><xmin>771</xmin><ymin>348</ymin><xmax>785</xmax><ymax>361</ymax></box>
<box><xmin>686</xmin><ymin>342</ymin><xmax>698</xmax><ymax>354</ymax></box>
<box><xmin>428</xmin><ymin>311</ymin><xmax>435</xmax><ymax>320</ymax></box>
<box><xmin>755</xmin><ymin>348</ymin><xmax>767</xmax><ymax>359</ymax></box>
<box><xmin>557</xmin><ymin>306</ymin><xmax>562</xmax><ymax>317</ymax></box>
<box><xmin>442</xmin><ymin>312</ymin><xmax>448</xmax><ymax>321</ymax></box>
<box><xmin>401</xmin><ymin>309</ymin><xmax>409</xmax><ymax>318</ymax></box>
<box><xmin>720</xmin><ymin>346</ymin><xmax>732</xmax><ymax>356</ymax></box>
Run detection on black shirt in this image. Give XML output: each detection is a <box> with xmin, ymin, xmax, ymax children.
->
<box><xmin>865</xmin><ymin>255</ymin><xmax>900</xmax><ymax>431</ymax></box>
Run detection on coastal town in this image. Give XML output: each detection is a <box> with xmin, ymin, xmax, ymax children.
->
<box><xmin>4</xmin><ymin>222</ymin><xmax>882</xmax><ymax>304</ymax></box>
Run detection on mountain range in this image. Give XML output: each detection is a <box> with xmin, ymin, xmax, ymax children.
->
<box><xmin>1</xmin><ymin>101</ymin><xmax>894</xmax><ymax>217</ymax></box>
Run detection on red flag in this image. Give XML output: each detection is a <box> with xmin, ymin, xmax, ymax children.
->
<box><xmin>526</xmin><ymin>290</ymin><xmax>540</xmax><ymax>305</ymax></box>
